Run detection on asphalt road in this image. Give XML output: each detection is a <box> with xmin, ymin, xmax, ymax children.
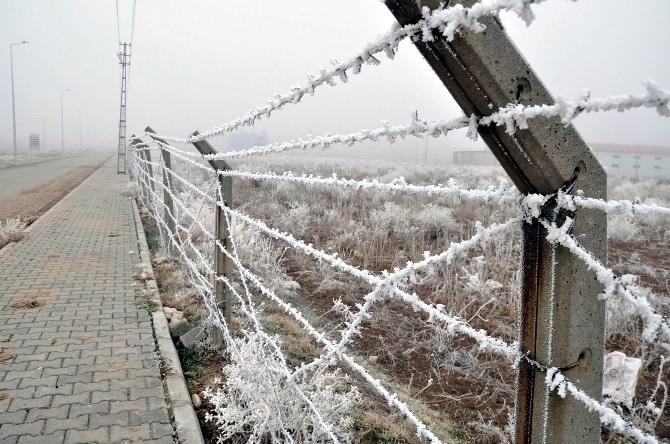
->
<box><xmin>0</xmin><ymin>151</ymin><xmax>113</xmax><ymax>221</ymax></box>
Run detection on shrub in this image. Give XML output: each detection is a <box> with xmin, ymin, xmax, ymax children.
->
<box><xmin>204</xmin><ymin>331</ymin><xmax>360</xmax><ymax>442</ymax></box>
<box><xmin>0</xmin><ymin>217</ymin><xmax>27</xmax><ymax>248</ymax></box>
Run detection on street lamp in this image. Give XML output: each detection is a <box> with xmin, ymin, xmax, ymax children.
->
<box><xmin>60</xmin><ymin>88</ymin><xmax>70</xmax><ymax>152</ymax></box>
<box><xmin>10</xmin><ymin>41</ymin><xmax>29</xmax><ymax>161</ymax></box>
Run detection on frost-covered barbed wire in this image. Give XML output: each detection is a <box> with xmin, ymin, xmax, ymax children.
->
<box><xmin>133</xmin><ymin>155</ymin><xmax>347</xmax><ymax>442</ymax></box>
<box><xmin>145</xmin><ymin>84</ymin><xmax>669</xmax><ymax>172</ymax></box>
<box><xmin>158</xmin><ymin>115</ymin><xmax>471</xmax><ymax>159</ymax></box>
<box><xmin>539</xmin><ymin>217</ymin><xmax>670</xmax><ymax>343</ymax></box>
<box><xmin>544</xmin><ymin>368</ymin><xmax>660</xmax><ymax>444</ymax></box>
<box><xmin>134</xmin><ymin>151</ymin><xmax>514</xmax><ymax>440</ymax></box>
<box><xmin>480</xmin><ymin>81</ymin><xmax>669</xmax><ymax>135</ymax></box>
<box><xmin>227</xmin><ymin>204</ymin><xmax>520</xmax><ymax>357</ymax></box>
<box><xmin>218</xmin><ymin>169</ymin><xmax>521</xmax><ymax>204</ymax></box>
<box><xmin>219</xmin><ymin>235</ymin><xmax>445</xmax><ymax>444</ymax></box>
<box><xmin>151</xmin><ymin>0</ymin><xmax>556</xmax><ymax>144</ymax></box>
<box><xmin>290</xmin><ymin>218</ymin><xmax>522</xmax><ymax>380</ymax></box>
<box><xmin>217</xmin><ymin>206</ymin><xmax>344</xmax><ymax>443</ymax></box>
<box><xmin>130</xmin><ymin>148</ymin><xmax>662</xmax><ymax>443</ymax></box>
<box><xmin>147</xmin><ymin>139</ymin><xmax>670</xmax><ymax>220</ymax></box>
<box><xmin>557</xmin><ymin>191</ymin><xmax>670</xmax><ymax>218</ymax></box>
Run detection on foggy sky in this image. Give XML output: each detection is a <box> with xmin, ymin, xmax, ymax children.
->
<box><xmin>1</xmin><ymin>0</ymin><xmax>669</xmax><ymax>158</ymax></box>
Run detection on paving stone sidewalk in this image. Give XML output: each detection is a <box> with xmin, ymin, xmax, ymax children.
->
<box><xmin>0</xmin><ymin>158</ymin><xmax>175</xmax><ymax>443</ymax></box>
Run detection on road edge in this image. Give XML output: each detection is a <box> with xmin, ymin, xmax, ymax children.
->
<box><xmin>0</xmin><ymin>155</ymin><xmax>110</xmax><ymax>258</ymax></box>
<box><xmin>130</xmin><ymin>197</ymin><xmax>206</xmax><ymax>444</ymax></box>
<box><xmin>0</xmin><ymin>152</ymin><xmax>91</xmax><ymax>170</ymax></box>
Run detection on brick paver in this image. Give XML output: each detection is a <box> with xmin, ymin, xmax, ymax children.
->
<box><xmin>0</xmin><ymin>159</ymin><xmax>174</xmax><ymax>442</ymax></box>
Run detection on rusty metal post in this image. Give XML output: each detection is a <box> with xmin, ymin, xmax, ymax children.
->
<box><xmin>189</xmin><ymin>130</ymin><xmax>233</xmax><ymax>347</ymax></box>
<box><xmin>145</xmin><ymin>127</ymin><xmax>177</xmax><ymax>254</ymax></box>
<box><xmin>384</xmin><ymin>2</ymin><xmax>607</xmax><ymax>442</ymax></box>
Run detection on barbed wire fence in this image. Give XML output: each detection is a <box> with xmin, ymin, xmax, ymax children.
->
<box><xmin>127</xmin><ymin>0</ymin><xmax>669</xmax><ymax>442</ymax></box>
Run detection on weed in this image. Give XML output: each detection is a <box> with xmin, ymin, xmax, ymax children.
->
<box><xmin>354</xmin><ymin>410</ymin><xmax>416</xmax><ymax>443</ymax></box>
<box><xmin>0</xmin><ymin>217</ymin><xmax>27</xmax><ymax>249</ymax></box>
<box><xmin>152</xmin><ymin>352</ymin><xmax>172</xmax><ymax>378</ymax></box>
<box><xmin>177</xmin><ymin>347</ymin><xmax>207</xmax><ymax>381</ymax></box>
<box><xmin>136</xmin><ymin>297</ymin><xmax>159</xmax><ymax>312</ymax></box>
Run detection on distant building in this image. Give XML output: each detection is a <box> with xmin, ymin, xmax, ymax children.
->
<box><xmin>452</xmin><ymin>143</ymin><xmax>670</xmax><ymax>178</ymax></box>
<box><xmin>228</xmin><ymin>131</ymin><xmax>268</xmax><ymax>151</ymax></box>
<box><xmin>452</xmin><ymin>150</ymin><xmax>497</xmax><ymax>166</ymax></box>
<box><xmin>589</xmin><ymin>143</ymin><xmax>670</xmax><ymax>178</ymax></box>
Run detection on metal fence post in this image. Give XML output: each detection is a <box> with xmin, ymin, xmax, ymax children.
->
<box><xmin>145</xmin><ymin>127</ymin><xmax>176</xmax><ymax>255</ymax></box>
<box><xmin>189</xmin><ymin>130</ymin><xmax>233</xmax><ymax>347</ymax></box>
<box><xmin>384</xmin><ymin>2</ymin><xmax>607</xmax><ymax>442</ymax></box>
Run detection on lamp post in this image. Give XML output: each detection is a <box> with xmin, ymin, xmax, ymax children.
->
<box><xmin>10</xmin><ymin>41</ymin><xmax>29</xmax><ymax>161</ymax></box>
<box><xmin>60</xmin><ymin>88</ymin><xmax>70</xmax><ymax>152</ymax></box>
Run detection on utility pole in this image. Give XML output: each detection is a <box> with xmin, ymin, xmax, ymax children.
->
<box><xmin>384</xmin><ymin>2</ymin><xmax>607</xmax><ymax>443</ymax></box>
<box><xmin>60</xmin><ymin>88</ymin><xmax>70</xmax><ymax>152</ymax></box>
<box><xmin>117</xmin><ymin>42</ymin><xmax>131</xmax><ymax>173</ymax></box>
<box><xmin>10</xmin><ymin>41</ymin><xmax>29</xmax><ymax>161</ymax></box>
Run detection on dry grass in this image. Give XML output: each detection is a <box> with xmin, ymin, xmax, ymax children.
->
<box><xmin>0</xmin><ymin>217</ymin><xmax>27</xmax><ymax>249</ymax></box>
<box><xmin>0</xmin><ymin>353</ymin><xmax>14</xmax><ymax>363</ymax></box>
<box><xmin>0</xmin><ymin>392</ymin><xmax>9</xmax><ymax>401</ymax></box>
<box><xmin>142</xmin><ymin>155</ymin><xmax>670</xmax><ymax>441</ymax></box>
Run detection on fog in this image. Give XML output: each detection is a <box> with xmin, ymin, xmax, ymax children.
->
<box><xmin>1</xmin><ymin>0</ymin><xmax>669</xmax><ymax>160</ymax></box>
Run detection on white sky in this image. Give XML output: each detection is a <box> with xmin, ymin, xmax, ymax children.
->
<box><xmin>1</xmin><ymin>0</ymin><xmax>669</xmax><ymax>158</ymax></box>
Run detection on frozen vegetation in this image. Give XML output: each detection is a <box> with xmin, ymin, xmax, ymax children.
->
<box><xmin>131</xmin><ymin>150</ymin><xmax>670</xmax><ymax>443</ymax></box>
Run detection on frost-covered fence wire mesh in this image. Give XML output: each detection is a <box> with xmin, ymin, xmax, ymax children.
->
<box><xmin>127</xmin><ymin>0</ymin><xmax>670</xmax><ymax>442</ymax></box>
<box><xmin>130</xmin><ymin>138</ymin><xmax>669</xmax><ymax>442</ymax></box>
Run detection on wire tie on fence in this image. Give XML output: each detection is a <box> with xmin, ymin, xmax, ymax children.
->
<box><xmin>521</xmin><ymin>352</ymin><xmax>583</xmax><ymax>374</ymax></box>
<box><xmin>539</xmin><ymin>166</ymin><xmax>580</xmax><ymax>224</ymax></box>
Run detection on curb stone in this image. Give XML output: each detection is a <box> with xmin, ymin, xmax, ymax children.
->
<box><xmin>131</xmin><ymin>197</ymin><xmax>206</xmax><ymax>444</ymax></box>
